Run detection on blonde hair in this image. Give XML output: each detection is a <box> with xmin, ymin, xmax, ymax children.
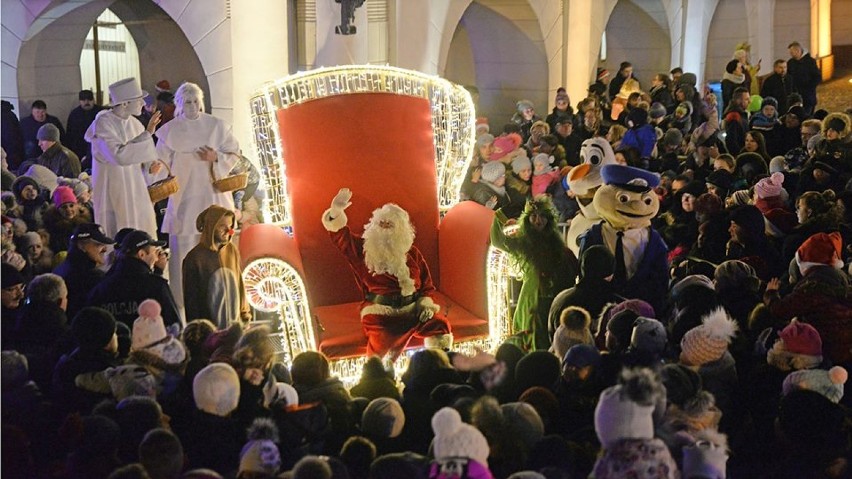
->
<box><xmin>174</xmin><ymin>82</ymin><xmax>205</xmax><ymax>117</ymax></box>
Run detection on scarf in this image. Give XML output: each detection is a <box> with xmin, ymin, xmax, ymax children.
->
<box><xmin>722</xmin><ymin>72</ymin><xmax>745</xmax><ymax>84</ymax></box>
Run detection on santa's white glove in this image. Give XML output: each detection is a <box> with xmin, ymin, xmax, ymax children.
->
<box><xmin>417</xmin><ymin>297</ymin><xmax>440</xmax><ymax>323</ymax></box>
<box><xmin>329</xmin><ymin>187</ymin><xmax>353</xmax><ymax>218</ymax></box>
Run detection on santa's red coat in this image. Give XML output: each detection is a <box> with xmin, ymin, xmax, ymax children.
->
<box><xmin>329</xmin><ymin>226</ymin><xmax>450</xmax><ymax>356</ymax></box>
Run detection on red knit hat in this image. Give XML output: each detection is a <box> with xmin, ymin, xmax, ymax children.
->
<box><xmin>795</xmin><ymin>232</ymin><xmax>843</xmax><ymax>273</ymax></box>
<box><xmin>779</xmin><ymin>319</ymin><xmax>822</xmax><ymax>356</ymax></box>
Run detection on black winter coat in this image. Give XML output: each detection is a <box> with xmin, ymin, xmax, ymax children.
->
<box><xmin>86</xmin><ymin>256</ymin><xmax>181</xmax><ymax>332</ymax></box>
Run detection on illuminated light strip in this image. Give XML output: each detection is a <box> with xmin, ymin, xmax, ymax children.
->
<box><xmin>248</xmin><ymin>65</ymin><xmax>477</xmax><ymax>224</ymax></box>
<box><xmin>243</xmin><ymin>257</ymin><xmax>316</xmax><ymax>359</ymax></box>
<box><xmin>246</xmin><ymin>66</ymin><xmax>512</xmax><ymax>380</ymax></box>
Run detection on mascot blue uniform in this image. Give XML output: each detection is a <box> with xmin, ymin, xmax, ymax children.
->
<box><xmin>579</xmin><ymin>164</ymin><xmax>669</xmax><ymax>314</ymax></box>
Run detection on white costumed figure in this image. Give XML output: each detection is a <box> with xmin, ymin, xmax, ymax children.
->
<box><xmin>322</xmin><ymin>188</ymin><xmax>453</xmax><ymax>359</ymax></box>
<box><xmin>155</xmin><ymin>82</ymin><xmax>240</xmax><ymax>315</ymax></box>
<box><xmin>85</xmin><ymin>77</ymin><xmax>162</xmax><ymax>237</ymax></box>
<box><xmin>564</xmin><ymin>137</ymin><xmax>617</xmax><ymax>255</ymax></box>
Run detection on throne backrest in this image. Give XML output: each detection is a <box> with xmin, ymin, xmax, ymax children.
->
<box><xmin>277</xmin><ymin>93</ymin><xmax>440</xmax><ymax>307</ymax></box>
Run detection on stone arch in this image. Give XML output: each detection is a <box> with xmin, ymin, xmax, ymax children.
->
<box><xmin>705</xmin><ymin>0</ymin><xmax>749</xmax><ymax>83</ymax></box>
<box><xmin>443</xmin><ymin>0</ymin><xmax>549</xmax><ymax>126</ymax></box>
<box><xmin>4</xmin><ymin>0</ymin><xmax>228</xmax><ymax>124</ymax></box>
<box><xmin>603</xmin><ymin>0</ymin><xmax>673</xmax><ymax>88</ymax></box>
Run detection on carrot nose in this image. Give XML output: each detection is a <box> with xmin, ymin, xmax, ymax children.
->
<box><xmin>568</xmin><ymin>163</ymin><xmax>591</xmax><ymax>182</ymax></box>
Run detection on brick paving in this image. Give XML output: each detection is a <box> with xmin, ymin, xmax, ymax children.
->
<box><xmin>816</xmin><ymin>66</ymin><xmax>852</xmax><ymax>113</ymax></box>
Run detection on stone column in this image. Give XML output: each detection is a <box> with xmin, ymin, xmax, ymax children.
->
<box><xmin>230</xmin><ymin>0</ymin><xmax>290</xmax><ymax>155</ymax></box>
<box><xmin>562</xmin><ymin>0</ymin><xmax>617</xmax><ymax>107</ymax></box>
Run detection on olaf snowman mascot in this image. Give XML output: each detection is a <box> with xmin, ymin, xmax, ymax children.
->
<box><xmin>564</xmin><ymin>137</ymin><xmax>618</xmax><ymax>256</ymax></box>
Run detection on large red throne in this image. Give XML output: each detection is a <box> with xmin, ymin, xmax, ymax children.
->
<box><xmin>239</xmin><ymin>66</ymin><xmax>511</xmax><ymax>368</ymax></box>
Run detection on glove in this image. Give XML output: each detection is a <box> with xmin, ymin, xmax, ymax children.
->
<box><xmin>417</xmin><ymin>297</ymin><xmax>440</xmax><ymax>323</ymax></box>
<box><xmin>418</xmin><ymin>307</ymin><xmax>435</xmax><ymax>323</ymax></box>
<box><xmin>331</xmin><ymin>188</ymin><xmax>353</xmax><ymax>211</ymax></box>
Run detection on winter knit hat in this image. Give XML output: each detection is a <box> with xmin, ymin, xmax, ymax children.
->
<box><xmin>37</xmin><ymin>123</ymin><xmax>60</xmax><ymax>142</ymax></box>
<box><xmin>193</xmin><ymin>362</ymin><xmax>241</xmax><ymax>416</ymax></box>
<box><xmin>132</xmin><ymin>299</ymin><xmax>168</xmax><ymax>350</ymax></box>
<box><xmin>476</xmin><ymin>117</ymin><xmax>490</xmax><ymax>134</ymax></box>
<box><xmin>783</xmin><ymin>366</ymin><xmax>848</xmax><ymax>403</ymax></box>
<box><xmin>663</xmin><ymin>128</ymin><xmax>683</xmax><ymax>147</ymax></box>
<box><xmin>511</xmin><ymin>154</ymin><xmax>532</xmax><ymax>174</ymax></box>
<box><xmin>562</xmin><ymin>344</ymin><xmax>602</xmax><ymax>369</ymax></box>
<box><xmin>660</xmin><ymin>363</ymin><xmax>704</xmax><ymax>410</ymax></box>
<box><xmin>796</xmin><ymin>232</ymin><xmax>844</xmax><ymax>273</ymax></box>
<box><xmin>72</xmin><ymin>307</ymin><xmax>117</xmax><ymax>351</ymax></box>
<box><xmin>728</xmin><ymin>189</ymin><xmax>752</xmax><ymax>206</ymax></box>
<box><xmin>491</xmin><ymin>134</ymin><xmax>522</xmax><ymax>161</ymax></box>
<box><xmin>629</xmin><ymin>317</ymin><xmax>667</xmax><ymax>355</ymax></box>
<box><xmin>779</xmin><ymin>319</ymin><xmax>822</xmax><ymax>356</ymax></box>
<box><xmin>481</xmin><ymin>161</ymin><xmax>506</xmax><ymax>184</ymax></box>
<box><xmin>239</xmin><ymin>418</ymin><xmax>281</xmax><ymax>476</ymax></box>
<box><xmin>516</xmin><ymin>100</ymin><xmax>535</xmax><ymax>113</ymax></box>
<box><xmin>754</xmin><ymin>171</ymin><xmax>785</xmax><ymax>199</ymax></box>
<box><xmin>20</xmin><ymin>231</ymin><xmax>42</xmax><ymax>251</ymax></box>
<box><xmin>679</xmin><ymin>307</ymin><xmax>738</xmax><ymax>366</ymax></box>
<box><xmin>362</xmin><ymin>397</ymin><xmax>405</xmax><ymax>438</ymax></box>
<box><xmin>714</xmin><ymin>260</ymin><xmax>760</xmax><ymax>294</ymax></box>
<box><xmin>501</xmin><ymin>402</ymin><xmax>545</xmax><ymax>450</ymax></box>
<box><xmin>769</xmin><ymin>156</ymin><xmax>787</xmax><ymax>174</ymax></box>
<box><xmin>552</xmin><ymin>306</ymin><xmax>594</xmax><ymax>360</ymax></box>
<box><xmin>476</xmin><ymin>133</ymin><xmax>495</xmax><ymax>149</ymax></box>
<box><xmin>594</xmin><ymin>368</ymin><xmax>664</xmax><ymax>447</ymax></box>
<box><xmin>431</xmin><ymin>407</ymin><xmax>490</xmax><ymax>466</ymax></box>
<box><xmin>761</xmin><ymin>96</ymin><xmax>778</xmax><ymax>111</ymax></box>
<box><xmin>532</xmin><ymin>153</ymin><xmax>554</xmax><ymax>175</ymax></box>
<box><xmin>52</xmin><ymin>185</ymin><xmax>76</xmax><ymax>208</ymax></box>
<box><xmin>649</xmin><ymin>102</ymin><xmax>667</xmax><ymax>120</ymax></box>
<box><xmin>22</xmin><ymin>164</ymin><xmax>58</xmax><ymax>194</ymax></box>
<box><xmin>767</xmin><ymin>319</ymin><xmax>824</xmax><ymax>371</ymax></box>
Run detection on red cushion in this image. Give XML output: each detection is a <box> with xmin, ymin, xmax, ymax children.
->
<box><xmin>315</xmin><ymin>291</ymin><xmax>489</xmax><ymax>359</ymax></box>
<box><xmin>276</xmin><ymin>94</ymin><xmax>440</xmax><ymax>308</ymax></box>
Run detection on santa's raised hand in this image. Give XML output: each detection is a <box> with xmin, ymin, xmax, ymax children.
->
<box><xmin>331</xmin><ymin>187</ymin><xmax>353</xmax><ymax>211</ymax></box>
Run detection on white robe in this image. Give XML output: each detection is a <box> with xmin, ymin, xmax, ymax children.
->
<box><xmin>85</xmin><ymin>110</ymin><xmax>158</xmax><ymax>238</ymax></box>
<box><xmin>155</xmin><ymin>113</ymin><xmax>239</xmax><ymax>313</ymax></box>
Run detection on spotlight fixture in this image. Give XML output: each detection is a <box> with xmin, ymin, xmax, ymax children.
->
<box><xmin>335</xmin><ymin>0</ymin><xmax>365</xmax><ymax>35</ymax></box>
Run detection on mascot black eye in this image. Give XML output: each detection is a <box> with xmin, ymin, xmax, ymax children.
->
<box><xmin>618</xmin><ymin>194</ymin><xmax>629</xmax><ymax>203</ymax></box>
<box><xmin>643</xmin><ymin>196</ymin><xmax>653</xmax><ymax>205</ymax></box>
<box><xmin>590</xmin><ymin>154</ymin><xmax>601</xmax><ymax>165</ymax></box>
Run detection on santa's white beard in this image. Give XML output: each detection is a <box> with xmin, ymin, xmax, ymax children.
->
<box><xmin>363</xmin><ymin>223</ymin><xmax>416</xmax><ymax>296</ymax></box>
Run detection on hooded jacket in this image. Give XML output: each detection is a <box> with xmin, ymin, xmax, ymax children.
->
<box><xmin>182</xmin><ymin>205</ymin><xmax>251</xmax><ymax>327</ymax></box>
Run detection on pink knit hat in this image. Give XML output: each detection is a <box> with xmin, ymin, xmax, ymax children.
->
<box><xmin>680</xmin><ymin>307</ymin><xmax>738</xmax><ymax>366</ymax></box>
<box><xmin>754</xmin><ymin>171</ymin><xmax>785</xmax><ymax>199</ymax></box>
<box><xmin>52</xmin><ymin>185</ymin><xmax>77</xmax><ymax>208</ymax></box>
<box><xmin>490</xmin><ymin>133</ymin><xmax>522</xmax><ymax>161</ymax></box>
<box><xmin>779</xmin><ymin>319</ymin><xmax>822</xmax><ymax>356</ymax></box>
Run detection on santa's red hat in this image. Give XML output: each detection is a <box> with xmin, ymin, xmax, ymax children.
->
<box><xmin>795</xmin><ymin>232</ymin><xmax>843</xmax><ymax>274</ymax></box>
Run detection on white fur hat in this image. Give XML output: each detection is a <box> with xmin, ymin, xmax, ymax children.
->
<box><xmin>432</xmin><ymin>407</ymin><xmax>490</xmax><ymax>466</ymax></box>
<box><xmin>193</xmin><ymin>363</ymin><xmax>241</xmax><ymax>416</ymax></box>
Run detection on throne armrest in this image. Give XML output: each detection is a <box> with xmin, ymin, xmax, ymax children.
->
<box><xmin>239</xmin><ymin>224</ymin><xmax>305</xmax><ymax>278</ymax></box>
<box><xmin>438</xmin><ymin>201</ymin><xmax>495</xmax><ymax>319</ymax></box>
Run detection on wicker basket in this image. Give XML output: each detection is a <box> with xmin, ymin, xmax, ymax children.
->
<box><xmin>148</xmin><ymin>160</ymin><xmax>179</xmax><ymax>203</ymax></box>
<box><xmin>210</xmin><ymin>160</ymin><xmax>248</xmax><ymax>193</ymax></box>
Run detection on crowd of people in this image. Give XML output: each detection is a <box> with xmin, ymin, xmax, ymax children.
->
<box><xmin>1</xmin><ymin>36</ymin><xmax>852</xmax><ymax>479</ymax></box>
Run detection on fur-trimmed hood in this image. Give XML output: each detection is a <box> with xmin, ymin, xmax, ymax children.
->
<box><xmin>822</xmin><ymin>112</ymin><xmax>851</xmax><ymax>140</ymax></box>
<box><xmin>129</xmin><ymin>336</ymin><xmax>190</xmax><ymax>374</ymax></box>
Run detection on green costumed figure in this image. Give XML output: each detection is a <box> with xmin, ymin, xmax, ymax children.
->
<box><xmin>491</xmin><ymin>196</ymin><xmax>579</xmax><ymax>351</ymax></box>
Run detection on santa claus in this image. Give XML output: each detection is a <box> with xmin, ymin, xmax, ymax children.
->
<box><xmin>322</xmin><ymin>188</ymin><xmax>453</xmax><ymax>358</ymax></box>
